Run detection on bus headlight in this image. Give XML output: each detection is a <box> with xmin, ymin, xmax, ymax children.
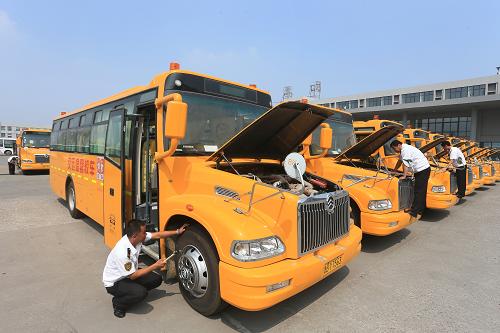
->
<box><xmin>431</xmin><ymin>185</ymin><xmax>446</xmax><ymax>193</ymax></box>
<box><xmin>368</xmin><ymin>199</ymin><xmax>392</xmax><ymax>211</ymax></box>
<box><xmin>483</xmin><ymin>172</ymin><xmax>490</xmax><ymax>176</ymax></box>
<box><xmin>231</xmin><ymin>236</ymin><xmax>285</xmax><ymax>262</ymax></box>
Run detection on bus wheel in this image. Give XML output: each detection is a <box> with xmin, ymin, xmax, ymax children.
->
<box><xmin>66</xmin><ymin>181</ymin><xmax>83</xmax><ymax>219</ymax></box>
<box><xmin>175</xmin><ymin>227</ymin><xmax>227</xmax><ymax>316</ymax></box>
<box><xmin>8</xmin><ymin>163</ymin><xmax>15</xmax><ymax>175</ymax></box>
<box><xmin>4</xmin><ymin>150</ymin><xmax>12</xmax><ymax>155</ymax></box>
<box><xmin>350</xmin><ymin>203</ymin><xmax>361</xmax><ymax>228</ymax></box>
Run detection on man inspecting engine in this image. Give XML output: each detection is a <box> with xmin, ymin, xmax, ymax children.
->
<box><xmin>441</xmin><ymin>141</ymin><xmax>467</xmax><ymax>200</ymax></box>
<box><xmin>390</xmin><ymin>140</ymin><xmax>431</xmax><ymax>222</ymax></box>
<box><xmin>103</xmin><ymin>219</ymin><xmax>188</xmax><ymax>318</ymax></box>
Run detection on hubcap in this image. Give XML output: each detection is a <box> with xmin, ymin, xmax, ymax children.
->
<box><xmin>68</xmin><ymin>188</ymin><xmax>75</xmax><ymax>211</ymax></box>
<box><xmin>177</xmin><ymin>245</ymin><xmax>208</xmax><ymax>298</ymax></box>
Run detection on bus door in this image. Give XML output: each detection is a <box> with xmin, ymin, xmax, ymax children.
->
<box><xmin>103</xmin><ymin>109</ymin><xmax>127</xmax><ymax>248</ymax></box>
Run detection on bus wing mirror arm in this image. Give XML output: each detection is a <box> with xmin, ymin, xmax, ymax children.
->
<box><xmin>154</xmin><ymin>94</ymin><xmax>188</xmax><ymax>163</ymax></box>
<box><xmin>304</xmin><ymin>124</ymin><xmax>331</xmax><ymax>160</ymax></box>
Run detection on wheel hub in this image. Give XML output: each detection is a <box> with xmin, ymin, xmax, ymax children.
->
<box><xmin>177</xmin><ymin>245</ymin><xmax>208</xmax><ymax>298</ymax></box>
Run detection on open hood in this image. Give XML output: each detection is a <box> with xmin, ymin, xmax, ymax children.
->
<box><xmin>208</xmin><ymin>101</ymin><xmax>334</xmax><ymax>161</ymax></box>
<box><xmin>419</xmin><ymin>137</ymin><xmax>447</xmax><ymax>154</ymax></box>
<box><xmin>335</xmin><ymin>125</ymin><xmax>403</xmax><ymax>160</ymax></box>
<box><xmin>435</xmin><ymin>142</ymin><xmax>475</xmax><ymax>159</ymax></box>
<box><xmin>466</xmin><ymin>147</ymin><xmax>489</xmax><ymax>160</ymax></box>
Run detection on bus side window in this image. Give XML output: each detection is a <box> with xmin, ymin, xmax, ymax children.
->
<box><xmin>90</xmin><ymin>123</ymin><xmax>107</xmax><ymax>154</ymax></box>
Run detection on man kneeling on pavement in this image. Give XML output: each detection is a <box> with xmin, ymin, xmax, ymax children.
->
<box><xmin>103</xmin><ymin>219</ymin><xmax>188</xmax><ymax>318</ymax></box>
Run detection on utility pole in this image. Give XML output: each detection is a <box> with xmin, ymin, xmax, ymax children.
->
<box><xmin>282</xmin><ymin>86</ymin><xmax>293</xmax><ymax>101</ymax></box>
<box><xmin>309</xmin><ymin>81</ymin><xmax>321</xmax><ymax>99</ymax></box>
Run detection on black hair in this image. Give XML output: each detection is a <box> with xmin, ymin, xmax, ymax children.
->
<box><xmin>441</xmin><ymin>141</ymin><xmax>452</xmax><ymax>147</ymax></box>
<box><xmin>390</xmin><ymin>139</ymin><xmax>402</xmax><ymax>148</ymax></box>
<box><xmin>126</xmin><ymin>219</ymin><xmax>146</xmax><ymax>237</ymax></box>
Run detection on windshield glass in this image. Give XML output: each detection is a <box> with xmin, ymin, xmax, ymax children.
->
<box><xmin>168</xmin><ymin>92</ymin><xmax>269</xmax><ymax>155</ymax></box>
<box><xmin>435</xmin><ymin>144</ymin><xmax>444</xmax><ymax>154</ymax></box>
<box><xmin>23</xmin><ymin>132</ymin><xmax>50</xmax><ymax>148</ymax></box>
<box><xmin>311</xmin><ymin>118</ymin><xmax>356</xmax><ymax>156</ymax></box>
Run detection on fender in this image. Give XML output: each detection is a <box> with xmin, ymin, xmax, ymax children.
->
<box><xmin>161</xmin><ymin>194</ymin><xmax>289</xmax><ymax>269</ymax></box>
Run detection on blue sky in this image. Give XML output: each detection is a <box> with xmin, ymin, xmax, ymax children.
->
<box><xmin>1</xmin><ymin>0</ymin><xmax>499</xmax><ymax>127</ymax></box>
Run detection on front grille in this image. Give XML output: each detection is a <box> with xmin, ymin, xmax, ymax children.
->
<box><xmin>479</xmin><ymin>165</ymin><xmax>483</xmax><ymax>179</ymax></box>
<box><xmin>467</xmin><ymin>167</ymin><xmax>473</xmax><ymax>185</ymax></box>
<box><xmin>398</xmin><ymin>178</ymin><xmax>414</xmax><ymax>210</ymax></box>
<box><xmin>34</xmin><ymin>154</ymin><xmax>50</xmax><ymax>163</ymax></box>
<box><xmin>450</xmin><ymin>172</ymin><xmax>458</xmax><ymax>194</ymax></box>
<box><xmin>297</xmin><ymin>190</ymin><xmax>350</xmax><ymax>256</ymax></box>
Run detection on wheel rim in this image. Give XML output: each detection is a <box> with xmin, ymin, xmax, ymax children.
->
<box><xmin>68</xmin><ymin>187</ymin><xmax>75</xmax><ymax>211</ymax></box>
<box><xmin>177</xmin><ymin>245</ymin><xmax>208</xmax><ymax>298</ymax></box>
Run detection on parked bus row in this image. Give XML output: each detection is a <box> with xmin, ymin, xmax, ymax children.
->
<box><xmin>8</xmin><ymin>64</ymin><xmax>498</xmax><ymax>316</ymax></box>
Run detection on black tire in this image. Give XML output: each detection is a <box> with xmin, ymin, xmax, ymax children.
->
<box><xmin>66</xmin><ymin>181</ymin><xmax>83</xmax><ymax>219</ymax></box>
<box><xmin>4</xmin><ymin>150</ymin><xmax>12</xmax><ymax>155</ymax></box>
<box><xmin>8</xmin><ymin>163</ymin><xmax>15</xmax><ymax>175</ymax></box>
<box><xmin>175</xmin><ymin>227</ymin><xmax>227</xmax><ymax>316</ymax></box>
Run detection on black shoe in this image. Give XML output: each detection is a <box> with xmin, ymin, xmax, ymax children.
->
<box><xmin>114</xmin><ymin>307</ymin><xmax>126</xmax><ymax>318</ymax></box>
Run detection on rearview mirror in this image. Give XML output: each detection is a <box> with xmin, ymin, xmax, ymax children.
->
<box><xmin>319</xmin><ymin>125</ymin><xmax>332</xmax><ymax>150</ymax></box>
<box><xmin>164</xmin><ymin>100</ymin><xmax>188</xmax><ymax>139</ymax></box>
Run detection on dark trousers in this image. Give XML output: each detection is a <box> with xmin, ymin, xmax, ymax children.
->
<box><xmin>455</xmin><ymin>167</ymin><xmax>467</xmax><ymax>198</ymax></box>
<box><xmin>411</xmin><ymin>167</ymin><xmax>431</xmax><ymax>217</ymax></box>
<box><xmin>106</xmin><ymin>272</ymin><xmax>162</xmax><ymax>311</ymax></box>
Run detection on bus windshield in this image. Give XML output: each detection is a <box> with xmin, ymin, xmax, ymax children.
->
<box><xmin>170</xmin><ymin>92</ymin><xmax>269</xmax><ymax>155</ymax></box>
<box><xmin>311</xmin><ymin>118</ymin><xmax>356</xmax><ymax>156</ymax></box>
<box><xmin>23</xmin><ymin>132</ymin><xmax>50</xmax><ymax>148</ymax></box>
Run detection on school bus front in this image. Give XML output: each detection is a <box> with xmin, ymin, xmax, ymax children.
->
<box><xmin>12</xmin><ymin>129</ymin><xmax>51</xmax><ymax>173</ymax></box>
<box><xmin>50</xmin><ymin>68</ymin><xmax>361</xmax><ymax>315</ymax></box>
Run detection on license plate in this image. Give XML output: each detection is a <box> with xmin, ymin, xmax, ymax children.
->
<box><xmin>324</xmin><ymin>255</ymin><xmax>343</xmax><ymax>275</ymax></box>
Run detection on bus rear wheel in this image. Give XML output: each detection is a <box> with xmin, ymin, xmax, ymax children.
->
<box><xmin>175</xmin><ymin>227</ymin><xmax>227</xmax><ymax>316</ymax></box>
<box><xmin>66</xmin><ymin>181</ymin><xmax>83</xmax><ymax>219</ymax></box>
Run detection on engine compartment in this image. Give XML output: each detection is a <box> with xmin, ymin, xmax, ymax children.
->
<box><xmin>215</xmin><ymin>162</ymin><xmax>342</xmax><ymax>197</ymax></box>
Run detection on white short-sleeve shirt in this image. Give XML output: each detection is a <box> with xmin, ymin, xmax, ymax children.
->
<box><xmin>400</xmin><ymin>143</ymin><xmax>430</xmax><ymax>173</ymax></box>
<box><xmin>102</xmin><ymin>232</ymin><xmax>152</xmax><ymax>287</ymax></box>
<box><xmin>449</xmin><ymin>147</ymin><xmax>466</xmax><ymax>168</ymax></box>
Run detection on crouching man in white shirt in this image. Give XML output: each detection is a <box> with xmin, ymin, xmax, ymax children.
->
<box><xmin>103</xmin><ymin>219</ymin><xmax>188</xmax><ymax>318</ymax></box>
<box><xmin>390</xmin><ymin>140</ymin><xmax>431</xmax><ymax>221</ymax></box>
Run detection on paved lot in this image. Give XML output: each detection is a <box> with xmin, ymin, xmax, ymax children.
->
<box><xmin>0</xmin><ymin>155</ymin><xmax>499</xmax><ymax>332</ymax></box>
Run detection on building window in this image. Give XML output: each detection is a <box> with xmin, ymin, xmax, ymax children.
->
<box><xmin>0</xmin><ymin>126</ymin><xmax>5</xmax><ymax>130</ymax></box>
<box><xmin>393</xmin><ymin>96</ymin><xmax>399</xmax><ymax>104</ymax></box>
<box><xmin>445</xmin><ymin>86</ymin><xmax>468</xmax><ymax>99</ymax></box>
<box><xmin>487</xmin><ymin>83</ymin><xmax>497</xmax><ymax>95</ymax></box>
<box><xmin>0</xmin><ymin>133</ymin><xmax>5</xmax><ymax>137</ymax></box>
<box><xmin>421</xmin><ymin>91</ymin><xmax>434</xmax><ymax>102</ymax></box>
<box><xmin>337</xmin><ymin>101</ymin><xmax>350</xmax><ymax>110</ymax></box>
<box><xmin>383</xmin><ymin>96</ymin><xmax>392</xmax><ymax>106</ymax></box>
<box><xmin>413</xmin><ymin>116</ymin><xmax>471</xmax><ymax>138</ymax></box>
<box><xmin>367</xmin><ymin>97</ymin><xmax>382</xmax><ymax>107</ymax></box>
<box><xmin>359</xmin><ymin>99</ymin><xmax>365</xmax><ymax>108</ymax></box>
<box><xmin>469</xmin><ymin>84</ymin><xmax>485</xmax><ymax>96</ymax></box>
<box><xmin>402</xmin><ymin>93</ymin><xmax>420</xmax><ymax>104</ymax></box>
<box><xmin>435</xmin><ymin>90</ymin><xmax>443</xmax><ymax>100</ymax></box>
<box><xmin>7</xmin><ymin>126</ymin><xmax>12</xmax><ymax>131</ymax></box>
<box><xmin>350</xmin><ymin>100</ymin><xmax>358</xmax><ymax>109</ymax></box>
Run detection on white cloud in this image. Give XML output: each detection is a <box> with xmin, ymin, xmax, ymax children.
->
<box><xmin>0</xmin><ymin>10</ymin><xmax>16</xmax><ymax>39</ymax></box>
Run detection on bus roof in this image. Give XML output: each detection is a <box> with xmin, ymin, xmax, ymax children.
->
<box><xmin>55</xmin><ymin>69</ymin><xmax>270</xmax><ymax>121</ymax></box>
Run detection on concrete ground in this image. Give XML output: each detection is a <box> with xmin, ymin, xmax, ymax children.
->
<box><xmin>0</xmin><ymin>155</ymin><xmax>499</xmax><ymax>333</ymax></box>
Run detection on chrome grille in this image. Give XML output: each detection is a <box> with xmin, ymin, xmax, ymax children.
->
<box><xmin>214</xmin><ymin>186</ymin><xmax>240</xmax><ymax>200</ymax></box>
<box><xmin>297</xmin><ymin>190</ymin><xmax>350</xmax><ymax>256</ymax></box>
<box><xmin>34</xmin><ymin>154</ymin><xmax>50</xmax><ymax>163</ymax></box>
<box><xmin>479</xmin><ymin>165</ymin><xmax>483</xmax><ymax>179</ymax></box>
<box><xmin>450</xmin><ymin>172</ymin><xmax>458</xmax><ymax>194</ymax></box>
<box><xmin>398</xmin><ymin>178</ymin><xmax>414</xmax><ymax>210</ymax></box>
<box><xmin>467</xmin><ymin>167</ymin><xmax>473</xmax><ymax>185</ymax></box>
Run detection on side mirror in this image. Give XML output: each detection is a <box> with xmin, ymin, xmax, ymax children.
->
<box><xmin>319</xmin><ymin>125</ymin><xmax>332</xmax><ymax>150</ymax></box>
<box><xmin>164</xmin><ymin>100</ymin><xmax>188</xmax><ymax>139</ymax></box>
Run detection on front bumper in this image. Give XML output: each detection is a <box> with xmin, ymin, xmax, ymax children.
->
<box><xmin>219</xmin><ymin>226</ymin><xmax>362</xmax><ymax>311</ymax></box>
<box><xmin>21</xmin><ymin>163</ymin><xmax>50</xmax><ymax>171</ymax></box>
<box><xmin>426</xmin><ymin>193</ymin><xmax>458</xmax><ymax>209</ymax></box>
<box><xmin>360</xmin><ymin>210</ymin><xmax>414</xmax><ymax>236</ymax></box>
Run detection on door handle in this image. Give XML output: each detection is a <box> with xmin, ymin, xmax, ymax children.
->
<box><xmin>110</xmin><ymin>188</ymin><xmax>114</xmax><ymax>196</ymax></box>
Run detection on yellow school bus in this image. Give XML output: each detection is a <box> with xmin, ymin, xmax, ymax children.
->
<box><xmin>8</xmin><ymin>128</ymin><xmax>51</xmax><ymax>175</ymax></box>
<box><xmin>466</xmin><ymin>146</ymin><xmax>496</xmax><ymax>185</ymax></box>
<box><xmin>302</xmin><ymin>112</ymin><xmax>414</xmax><ymax>236</ymax></box>
<box><xmin>50</xmin><ymin>64</ymin><xmax>362</xmax><ymax>315</ymax></box>
<box><xmin>354</xmin><ymin>121</ymin><xmax>458</xmax><ymax>210</ymax></box>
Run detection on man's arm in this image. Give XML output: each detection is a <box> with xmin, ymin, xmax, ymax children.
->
<box><xmin>129</xmin><ymin>259</ymin><xmax>165</xmax><ymax>280</ymax></box>
<box><xmin>150</xmin><ymin>223</ymin><xmax>189</xmax><ymax>240</ymax></box>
